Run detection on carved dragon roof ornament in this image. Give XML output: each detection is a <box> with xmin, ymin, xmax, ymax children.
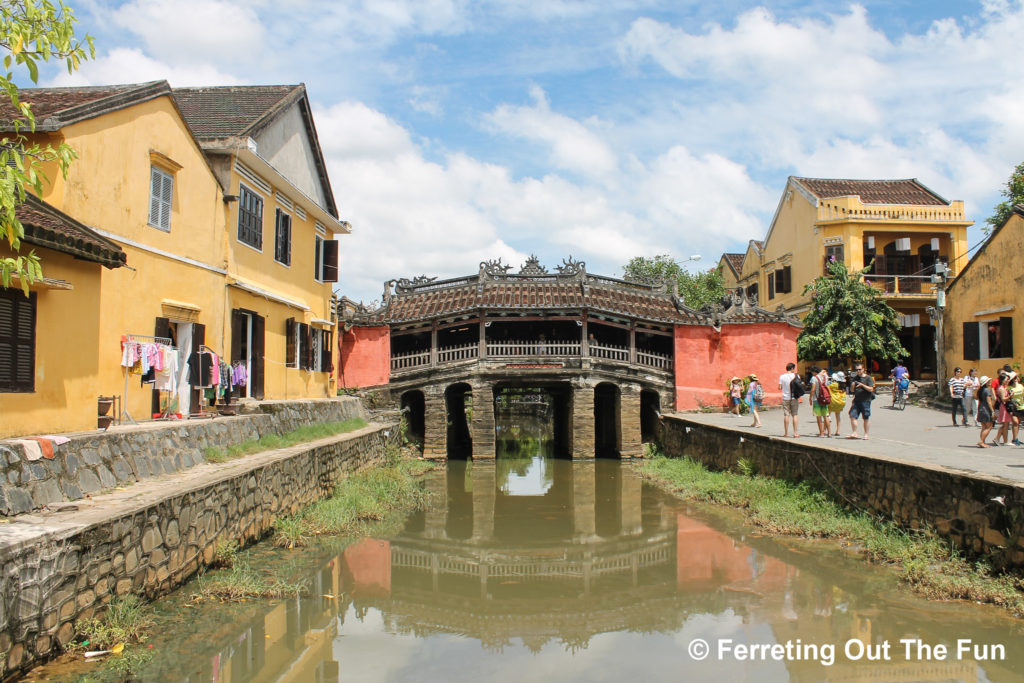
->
<box><xmin>519</xmin><ymin>254</ymin><xmax>548</xmax><ymax>275</ymax></box>
<box><xmin>395</xmin><ymin>274</ymin><xmax>438</xmax><ymax>295</ymax></box>
<box><xmin>555</xmin><ymin>256</ymin><xmax>585</xmax><ymax>277</ymax></box>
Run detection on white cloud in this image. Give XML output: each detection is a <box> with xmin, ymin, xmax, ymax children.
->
<box><xmin>112</xmin><ymin>0</ymin><xmax>267</xmax><ymax>67</ymax></box>
<box><xmin>47</xmin><ymin>47</ymin><xmax>243</xmax><ymax>87</ymax></box>
<box><xmin>485</xmin><ymin>85</ymin><xmax>618</xmax><ymax>177</ymax></box>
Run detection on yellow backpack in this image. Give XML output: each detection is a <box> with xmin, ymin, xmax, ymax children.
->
<box><xmin>828</xmin><ymin>382</ymin><xmax>846</xmax><ymax>409</ymax></box>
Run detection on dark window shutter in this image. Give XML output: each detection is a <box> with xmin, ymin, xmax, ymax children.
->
<box><xmin>231</xmin><ymin>309</ymin><xmax>244</xmax><ymax>363</ymax></box>
<box><xmin>321</xmin><ymin>330</ymin><xmax>333</xmax><ymax>372</ymax></box>
<box><xmin>314</xmin><ymin>237</ymin><xmax>322</xmax><ymax>281</ymax></box>
<box><xmin>190</xmin><ymin>323</ymin><xmax>205</xmax><ymax>412</ymax></box>
<box><xmin>963</xmin><ymin>322</ymin><xmax>979</xmax><ymax>361</ymax></box>
<box><xmin>251</xmin><ymin>314</ymin><xmax>265</xmax><ymax>399</ymax></box>
<box><xmin>285</xmin><ymin>317</ymin><xmax>296</xmax><ymax>368</ymax></box>
<box><xmin>767</xmin><ymin>272</ymin><xmax>775</xmax><ymax>299</ymax></box>
<box><xmin>0</xmin><ymin>290</ymin><xmax>36</xmax><ymax>392</ymax></box>
<box><xmin>782</xmin><ymin>265</ymin><xmax>791</xmax><ymax>293</ymax></box>
<box><xmin>1000</xmin><ymin>317</ymin><xmax>1013</xmax><ymax>358</ymax></box>
<box><xmin>322</xmin><ymin>239</ymin><xmax>339</xmax><ymax>282</ymax></box>
<box><xmin>299</xmin><ymin>323</ymin><xmax>311</xmax><ymax>370</ymax></box>
<box><xmin>274</xmin><ymin>209</ymin><xmax>291</xmax><ymax>265</ymax></box>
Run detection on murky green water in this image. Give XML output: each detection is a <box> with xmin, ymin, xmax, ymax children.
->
<box><xmin>29</xmin><ymin>457</ymin><xmax>1024</xmax><ymax>682</ymax></box>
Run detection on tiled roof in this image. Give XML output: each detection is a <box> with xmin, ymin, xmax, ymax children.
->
<box><xmin>16</xmin><ymin>194</ymin><xmax>126</xmax><ymax>268</ymax></box>
<box><xmin>723</xmin><ymin>253</ymin><xmax>744</xmax><ymax>273</ymax></box>
<box><xmin>792</xmin><ymin>177</ymin><xmax>949</xmax><ymax>206</ymax></box>
<box><xmin>0</xmin><ymin>81</ymin><xmax>170</xmax><ymax>131</ymax></box>
<box><xmin>344</xmin><ymin>264</ymin><xmax>799</xmax><ymax>328</ymax></box>
<box><xmin>172</xmin><ymin>85</ymin><xmax>302</xmax><ymax>139</ymax></box>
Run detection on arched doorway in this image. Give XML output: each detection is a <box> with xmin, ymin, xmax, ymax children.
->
<box><xmin>594</xmin><ymin>382</ymin><xmax>621</xmax><ymax>458</ymax></box>
<box><xmin>400</xmin><ymin>390</ymin><xmax>425</xmax><ymax>453</ymax></box>
<box><xmin>640</xmin><ymin>389</ymin><xmax>660</xmax><ymax>444</ymax></box>
<box><xmin>445</xmin><ymin>383</ymin><xmax>473</xmax><ymax>459</ymax></box>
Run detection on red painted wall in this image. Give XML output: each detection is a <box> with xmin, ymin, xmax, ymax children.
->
<box><xmin>673</xmin><ymin>323</ymin><xmax>799</xmax><ymax>411</ymax></box>
<box><xmin>339</xmin><ymin>326</ymin><xmax>390</xmax><ymax>388</ymax></box>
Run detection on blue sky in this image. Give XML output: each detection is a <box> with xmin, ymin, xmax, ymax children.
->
<box><xmin>36</xmin><ymin>0</ymin><xmax>1024</xmax><ymax>302</ymax></box>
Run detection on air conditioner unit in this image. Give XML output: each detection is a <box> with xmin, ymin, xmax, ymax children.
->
<box><xmin>895</xmin><ymin>237</ymin><xmax>911</xmax><ymax>252</ymax></box>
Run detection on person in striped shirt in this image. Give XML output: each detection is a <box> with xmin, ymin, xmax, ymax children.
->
<box><xmin>948</xmin><ymin>367</ymin><xmax>968</xmax><ymax>426</ymax></box>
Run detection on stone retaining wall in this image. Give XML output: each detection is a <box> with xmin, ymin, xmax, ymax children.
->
<box><xmin>0</xmin><ymin>420</ymin><xmax>397</xmax><ymax>677</ymax></box>
<box><xmin>0</xmin><ymin>398</ymin><xmax>367</xmax><ymax>516</ymax></box>
<box><xmin>660</xmin><ymin>414</ymin><xmax>1024</xmax><ymax>567</ymax></box>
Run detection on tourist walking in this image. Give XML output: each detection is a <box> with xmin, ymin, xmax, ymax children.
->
<box><xmin>729</xmin><ymin>377</ymin><xmax>743</xmax><ymax>416</ymax></box>
<box><xmin>977</xmin><ymin>376</ymin><xmax>995</xmax><ymax>448</ymax></box>
<box><xmin>847</xmin><ymin>363</ymin><xmax>875</xmax><ymax>439</ymax></box>
<box><xmin>994</xmin><ymin>373</ymin><xmax>1011</xmax><ymax>446</ymax></box>
<box><xmin>963</xmin><ymin>369</ymin><xmax>980</xmax><ymax>427</ymax></box>
<box><xmin>1007</xmin><ymin>373</ymin><xmax>1023</xmax><ymax>446</ymax></box>
<box><xmin>948</xmin><ymin>367</ymin><xmax>968</xmax><ymax>426</ymax></box>
<box><xmin>779</xmin><ymin>362</ymin><xmax>802</xmax><ymax>438</ymax></box>
<box><xmin>810</xmin><ymin>366</ymin><xmax>831</xmax><ymax>437</ymax></box>
<box><xmin>746</xmin><ymin>374</ymin><xmax>763</xmax><ymax>427</ymax></box>
<box><xmin>828</xmin><ymin>371</ymin><xmax>847</xmax><ymax>437</ymax></box>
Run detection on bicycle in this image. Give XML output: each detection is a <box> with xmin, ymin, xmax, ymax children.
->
<box><xmin>891</xmin><ymin>377</ymin><xmax>913</xmax><ymax>410</ymax></box>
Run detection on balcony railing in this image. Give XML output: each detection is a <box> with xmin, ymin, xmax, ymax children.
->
<box><xmin>390</xmin><ymin>340</ymin><xmax>674</xmax><ymax>372</ymax></box>
<box><xmin>864</xmin><ymin>274</ymin><xmax>935</xmax><ymax>295</ymax></box>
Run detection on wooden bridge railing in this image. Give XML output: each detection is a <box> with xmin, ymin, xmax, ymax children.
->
<box><xmin>391</xmin><ymin>340</ymin><xmax>673</xmax><ymax>372</ymax></box>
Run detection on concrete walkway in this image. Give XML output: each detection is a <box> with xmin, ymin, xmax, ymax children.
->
<box><xmin>677</xmin><ymin>403</ymin><xmax>1024</xmax><ymax>485</ymax></box>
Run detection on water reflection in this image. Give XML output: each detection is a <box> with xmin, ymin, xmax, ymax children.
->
<box><xmin>61</xmin><ymin>461</ymin><xmax>1023</xmax><ymax>683</ymax></box>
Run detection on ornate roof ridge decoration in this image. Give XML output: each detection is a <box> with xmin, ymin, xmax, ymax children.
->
<box><xmin>694</xmin><ymin>286</ymin><xmax>803</xmax><ymax>330</ymax></box>
<box><xmin>519</xmin><ymin>254</ymin><xmax>548</xmax><ymax>275</ymax></box>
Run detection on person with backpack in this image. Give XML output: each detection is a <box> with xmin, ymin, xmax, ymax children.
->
<box><xmin>848</xmin><ymin>362</ymin><xmax>875</xmax><ymax>439</ymax></box>
<box><xmin>746</xmin><ymin>374</ymin><xmax>764</xmax><ymax>427</ymax></box>
<box><xmin>779</xmin><ymin>362</ymin><xmax>803</xmax><ymax>438</ymax></box>
<box><xmin>827</xmin><ymin>371</ymin><xmax>847</xmax><ymax>437</ymax></box>
<box><xmin>809</xmin><ymin>366</ymin><xmax>832</xmax><ymax>437</ymax></box>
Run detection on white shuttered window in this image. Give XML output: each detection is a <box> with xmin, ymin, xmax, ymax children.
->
<box><xmin>148</xmin><ymin>166</ymin><xmax>173</xmax><ymax>231</ymax></box>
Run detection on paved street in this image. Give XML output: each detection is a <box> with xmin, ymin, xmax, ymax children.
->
<box><xmin>677</xmin><ymin>403</ymin><xmax>1024</xmax><ymax>486</ymax></box>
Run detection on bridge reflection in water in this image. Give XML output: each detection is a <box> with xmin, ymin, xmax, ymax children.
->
<box><xmin>158</xmin><ymin>460</ymin><xmax>1021</xmax><ymax>683</ymax></box>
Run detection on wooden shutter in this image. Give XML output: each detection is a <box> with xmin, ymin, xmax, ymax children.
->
<box><xmin>190</xmin><ymin>323</ymin><xmax>205</xmax><ymax>412</ymax></box>
<box><xmin>322</xmin><ymin>239</ymin><xmax>339</xmax><ymax>282</ymax></box>
<box><xmin>1000</xmin><ymin>317</ymin><xmax>1013</xmax><ymax>358</ymax></box>
<box><xmin>0</xmin><ymin>290</ymin><xmax>36</xmax><ymax>393</ymax></box>
<box><xmin>299</xmin><ymin>323</ymin><xmax>311</xmax><ymax>370</ymax></box>
<box><xmin>963</xmin><ymin>322</ymin><xmax>979</xmax><ymax>361</ymax></box>
<box><xmin>252</xmin><ymin>314</ymin><xmax>265</xmax><ymax>399</ymax></box>
<box><xmin>767</xmin><ymin>272</ymin><xmax>775</xmax><ymax>299</ymax></box>
<box><xmin>231</xmin><ymin>309</ymin><xmax>244</xmax><ymax>363</ymax></box>
<box><xmin>320</xmin><ymin>329</ymin><xmax>333</xmax><ymax>372</ymax></box>
<box><xmin>314</xmin><ymin>236</ymin><xmax>323</xmax><ymax>281</ymax></box>
<box><xmin>148</xmin><ymin>168</ymin><xmax>162</xmax><ymax>227</ymax></box>
<box><xmin>285</xmin><ymin>318</ymin><xmax>297</xmax><ymax>368</ymax></box>
<box><xmin>782</xmin><ymin>265</ymin><xmax>791</xmax><ymax>293</ymax></box>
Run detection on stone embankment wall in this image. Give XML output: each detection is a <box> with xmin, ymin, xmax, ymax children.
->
<box><xmin>660</xmin><ymin>415</ymin><xmax>1024</xmax><ymax>567</ymax></box>
<box><xmin>0</xmin><ymin>398</ymin><xmax>366</xmax><ymax>516</ymax></box>
<box><xmin>0</xmin><ymin>416</ymin><xmax>397</xmax><ymax>677</ymax></box>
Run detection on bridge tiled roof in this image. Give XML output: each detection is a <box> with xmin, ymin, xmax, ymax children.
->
<box><xmin>342</xmin><ymin>258</ymin><xmax>800</xmax><ymax>328</ymax></box>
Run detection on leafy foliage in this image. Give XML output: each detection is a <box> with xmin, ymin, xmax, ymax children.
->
<box><xmin>622</xmin><ymin>254</ymin><xmax>726</xmax><ymax>309</ymax></box>
<box><xmin>984</xmin><ymin>161</ymin><xmax>1024</xmax><ymax>236</ymax></box>
<box><xmin>1</xmin><ymin>0</ymin><xmax>94</xmax><ymax>290</ymax></box>
<box><xmin>796</xmin><ymin>259</ymin><xmax>907</xmax><ymax>362</ymax></box>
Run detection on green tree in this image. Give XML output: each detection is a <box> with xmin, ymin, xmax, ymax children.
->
<box><xmin>797</xmin><ymin>259</ymin><xmax>907</xmax><ymax>363</ymax></box>
<box><xmin>1</xmin><ymin>0</ymin><xmax>93</xmax><ymax>291</ymax></box>
<box><xmin>622</xmin><ymin>254</ymin><xmax>726</xmax><ymax>310</ymax></box>
<box><xmin>984</xmin><ymin>162</ymin><xmax>1024</xmax><ymax>236</ymax></box>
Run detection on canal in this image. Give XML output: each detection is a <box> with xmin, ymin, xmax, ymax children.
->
<box><xmin>28</xmin><ymin>452</ymin><xmax>1024</xmax><ymax>681</ymax></box>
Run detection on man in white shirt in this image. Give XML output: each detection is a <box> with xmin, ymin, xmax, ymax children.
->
<box><xmin>779</xmin><ymin>362</ymin><xmax>801</xmax><ymax>438</ymax></box>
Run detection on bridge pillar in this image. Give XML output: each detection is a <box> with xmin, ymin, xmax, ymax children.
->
<box><xmin>470</xmin><ymin>381</ymin><xmax>496</xmax><ymax>459</ymax></box>
<box><xmin>423</xmin><ymin>386</ymin><xmax>447</xmax><ymax>460</ymax></box>
<box><xmin>621</xmin><ymin>384</ymin><xmax>643</xmax><ymax>458</ymax></box>
<box><xmin>571</xmin><ymin>382</ymin><xmax>595</xmax><ymax>458</ymax></box>
<box><xmin>472</xmin><ymin>461</ymin><xmax>496</xmax><ymax>540</ymax></box>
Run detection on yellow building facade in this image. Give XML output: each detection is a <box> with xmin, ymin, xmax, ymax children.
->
<box><xmin>942</xmin><ymin>205</ymin><xmax>1023</xmax><ymax>380</ymax></box>
<box><xmin>734</xmin><ymin>177</ymin><xmax>972</xmax><ymax>378</ymax></box>
<box><xmin>1</xmin><ymin>81</ymin><xmax>347</xmax><ymax>437</ymax></box>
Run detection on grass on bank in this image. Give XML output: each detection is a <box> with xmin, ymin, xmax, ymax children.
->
<box><xmin>642</xmin><ymin>453</ymin><xmax>1024</xmax><ymax>615</ymax></box>
<box><xmin>203</xmin><ymin>417</ymin><xmax>368</xmax><ymax>463</ymax></box>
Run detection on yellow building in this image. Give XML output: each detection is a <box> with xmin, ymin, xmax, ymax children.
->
<box><xmin>942</xmin><ymin>204</ymin><xmax>1023</xmax><ymax>379</ymax></box>
<box><xmin>1</xmin><ymin>81</ymin><xmax>347</xmax><ymax>436</ymax></box>
<box><xmin>736</xmin><ymin>177</ymin><xmax>972</xmax><ymax>377</ymax></box>
<box><xmin>717</xmin><ymin>252</ymin><xmax>744</xmax><ymax>290</ymax></box>
<box><xmin>0</xmin><ymin>196</ymin><xmax>127</xmax><ymax>437</ymax></box>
